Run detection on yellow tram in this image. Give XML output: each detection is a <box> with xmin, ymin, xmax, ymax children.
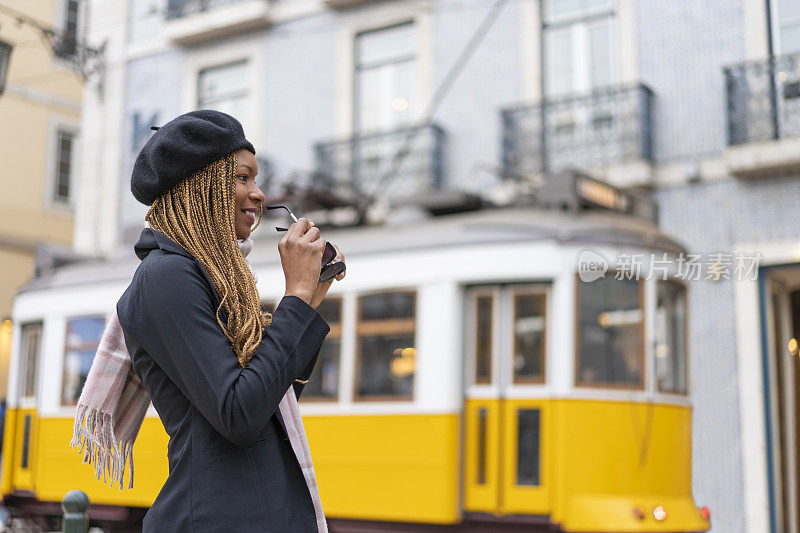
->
<box><xmin>0</xmin><ymin>173</ymin><xmax>711</xmax><ymax>531</ymax></box>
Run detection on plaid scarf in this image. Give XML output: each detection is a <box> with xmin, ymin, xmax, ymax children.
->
<box><xmin>70</xmin><ymin>238</ymin><xmax>328</xmax><ymax>532</ymax></box>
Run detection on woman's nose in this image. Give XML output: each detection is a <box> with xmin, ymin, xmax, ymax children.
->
<box><xmin>249</xmin><ymin>183</ymin><xmax>266</xmax><ymax>203</ymax></box>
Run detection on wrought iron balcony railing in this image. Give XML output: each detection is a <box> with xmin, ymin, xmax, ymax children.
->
<box><xmin>725</xmin><ymin>52</ymin><xmax>800</xmax><ymax>145</ymax></box>
<box><xmin>166</xmin><ymin>0</ymin><xmax>251</xmax><ymax>19</ymax></box>
<box><xmin>313</xmin><ymin>124</ymin><xmax>445</xmax><ymax>203</ymax></box>
<box><xmin>501</xmin><ymin>83</ymin><xmax>654</xmax><ymax>178</ymax></box>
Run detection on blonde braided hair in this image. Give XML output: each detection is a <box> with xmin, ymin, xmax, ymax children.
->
<box><xmin>146</xmin><ymin>151</ymin><xmax>270</xmax><ymax>367</ymax></box>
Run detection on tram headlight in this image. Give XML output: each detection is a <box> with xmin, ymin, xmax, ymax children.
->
<box><xmin>653</xmin><ymin>505</ymin><xmax>667</xmax><ymax>521</ymax></box>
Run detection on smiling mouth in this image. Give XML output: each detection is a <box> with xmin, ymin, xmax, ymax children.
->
<box><xmin>241</xmin><ymin>209</ymin><xmax>255</xmax><ymax>224</ymax></box>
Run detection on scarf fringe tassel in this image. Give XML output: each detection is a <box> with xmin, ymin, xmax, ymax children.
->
<box><xmin>70</xmin><ymin>404</ymin><xmax>135</xmax><ymax>490</ymax></box>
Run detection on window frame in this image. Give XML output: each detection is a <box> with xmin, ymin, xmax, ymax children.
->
<box><xmin>18</xmin><ymin>322</ymin><xmax>43</xmax><ymax>402</ymax></box>
<box><xmin>468</xmin><ymin>287</ymin><xmax>497</xmax><ymax>386</ymax></box>
<box><xmin>771</xmin><ymin>0</ymin><xmax>800</xmax><ymax>55</ymax></box>
<box><xmin>52</xmin><ymin>0</ymin><xmax>85</xmax><ymax>67</ymax></box>
<box><xmin>45</xmin><ymin>119</ymin><xmax>79</xmax><ymax>212</ymax></box>
<box><xmin>334</xmin><ymin>6</ymin><xmax>433</xmax><ymax>138</ymax></box>
<box><xmin>654</xmin><ymin>278</ymin><xmax>690</xmax><ymax>396</ymax></box>
<box><xmin>509</xmin><ymin>284</ymin><xmax>549</xmax><ymax>386</ymax></box>
<box><xmin>181</xmin><ymin>37</ymin><xmax>263</xmax><ymax>148</ymax></box>
<box><xmin>541</xmin><ymin>0</ymin><xmax>618</xmax><ymax>98</ymax></box>
<box><xmin>196</xmin><ymin>59</ymin><xmax>250</xmax><ymax>115</ymax></box>
<box><xmin>53</xmin><ymin>128</ymin><xmax>76</xmax><ymax>205</ymax></box>
<box><xmin>301</xmin><ymin>297</ymin><xmax>343</xmax><ymax>403</ymax></box>
<box><xmin>353</xmin><ymin>20</ymin><xmax>417</xmax><ymax>135</ymax></box>
<box><xmin>60</xmin><ymin>314</ymin><xmax>105</xmax><ymax>407</ymax></box>
<box><xmin>353</xmin><ymin>289</ymin><xmax>417</xmax><ymax>402</ymax></box>
<box><xmin>573</xmin><ymin>272</ymin><xmax>646</xmax><ymax>390</ymax></box>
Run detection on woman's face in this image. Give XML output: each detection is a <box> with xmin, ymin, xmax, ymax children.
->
<box><xmin>233</xmin><ymin>149</ymin><xmax>266</xmax><ymax>240</ymax></box>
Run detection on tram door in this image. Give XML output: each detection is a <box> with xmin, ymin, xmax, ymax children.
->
<box><xmin>6</xmin><ymin>322</ymin><xmax>43</xmax><ymax>492</ymax></box>
<box><xmin>766</xmin><ymin>273</ymin><xmax>800</xmax><ymax>533</ymax></box>
<box><xmin>463</xmin><ymin>284</ymin><xmax>551</xmax><ymax>516</ymax></box>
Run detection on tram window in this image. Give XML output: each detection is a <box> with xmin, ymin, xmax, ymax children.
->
<box><xmin>302</xmin><ymin>298</ymin><xmax>342</xmax><ymax>401</ymax></box>
<box><xmin>360</xmin><ymin>292</ymin><xmax>415</xmax><ymax>321</ymax></box>
<box><xmin>516</xmin><ymin>409</ymin><xmax>540</xmax><ymax>486</ymax></box>
<box><xmin>355</xmin><ymin>292</ymin><xmax>416</xmax><ymax>400</ymax></box>
<box><xmin>655</xmin><ymin>281</ymin><xmax>688</xmax><ymax>394</ymax></box>
<box><xmin>61</xmin><ymin>316</ymin><xmax>105</xmax><ymax>405</ymax></box>
<box><xmin>477</xmin><ymin>407</ymin><xmax>488</xmax><ymax>484</ymax></box>
<box><xmin>513</xmin><ymin>292</ymin><xmax>546</xmax><ymax>383</ymax></box>
<box><xmin>474</xmin><ymin>295</ymin><xmax>493</xmax><ymax>384</ymax></box>
<box><xmin>19</xmin><ymin>323</ymin><xmax>42</xmax><ymax>399</ymax></box>
<box><xmin>576</xmin><ymin>275</ymin><xmax>644</xmax><ymax>388</ymax></box>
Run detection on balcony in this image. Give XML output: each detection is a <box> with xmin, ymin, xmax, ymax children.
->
<box><xmin>313</xmin><ymin>124</ymin><xmax>445</xmax><ymax>205</ymax></box>
<box><xmin>163</xmin><ymin>0</ymin><xmax>273</xmax><ymax>45</ymax></box>
<box><xmin>724</xmin><ymin>52</ymin><xmax>800</xmax><ymax>177</ymax></box>
<box><xmin>501</xmin><ymin>83</ymin><xmax>654</xmax><ymax>188</ymax></box>
<box><xmin>323</xmin><ymin>0</ymin><xmax>382</xmax><ymax>10</ymax></box>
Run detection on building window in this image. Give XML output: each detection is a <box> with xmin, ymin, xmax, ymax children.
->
<box><xmin>512</xmin><ymin>289</ymin><xmax>547</xmax><ymax>384</ymax></box>
<box><xmin>543</xmin><ymin>0</ymin><xmax>616</xmax><ymax>96</ymax></box>
<box><xmin>355</xmin><ymin>22</ymin><xmax>416</xmax><ymax>134</ymax></box>
<box><xmin>576</xmin><ymin>274</ymin><xmax>644</xmax><ymax>388</ymax></box>
<box><xmin>775</xmin><ymin>0</ymin><xmax>800</xmax><ymax>54</ymax></box>
<box><xmin>302</xmin><ymin>298</ymin><xmax>342</xmax><ymax>401</ymax></box>
<box><xmin>54</xmin><ymin>0</ymin><xmax>80</xmax><ymax>59</ymax></box>
<box><xmin>53</xmin><ymin>128</ymin><xmax>75</xmax><ymax>205</ymax></box>
<box><xmin>197</xmin><ymin>60</ymin><xmax>248</xmax><ymax>119</ymax></box>
<box><xmin>61</xmin><ymin>316</ymin><xmax>105</xmax><ymax>405</ymax></box>
<box><xmin>19</xmin><ymin>323</ymin><xmax>43</xmax><ymax>399</ymax></box>
<box><xmin>355</xmin><ymin>292</ymin><xmax>416</xmax><ymax>400</ymax></box>
<box><xmin>655</xmin><ymin>280</ymin><xmax>688</xmax><ymax>394</ymax></box>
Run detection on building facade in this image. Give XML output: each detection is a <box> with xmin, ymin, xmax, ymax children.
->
<box><xmin>70</xmin><ymin>0</ymin><xmax>800</xmax><ymax>531</ymax></box>
<box><xmin>0</xmin><ymin>0</ymin><xmax>84</xmax><ymax>398</ymax></box>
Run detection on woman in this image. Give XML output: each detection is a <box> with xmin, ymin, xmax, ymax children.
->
<box><xmin>116</xmin><ymin>110</ymin><xmax>342</xmax><ymax>531</ymax></box>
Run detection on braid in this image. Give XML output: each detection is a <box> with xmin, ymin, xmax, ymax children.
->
<box><xmin>146</xmin><ymin>152</ymin><xmax>271</xmax><ymax>367</ymax></box>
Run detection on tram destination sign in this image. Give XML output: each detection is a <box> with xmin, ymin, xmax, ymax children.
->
<box><xmin>574</xmin><ymin>174</ymin><xmax>631</xmax><ymax>213</ymax></box>
<box><xmin>538</xmin><ymin>170</ymin><xmax>658</xmax><ymax>223</ymax></box>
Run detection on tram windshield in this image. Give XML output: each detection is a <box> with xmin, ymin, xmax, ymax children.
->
<box><xmin>576</xmin><ymin>275</ymin><xmax>644</xmax><ymax>388</ymax></box>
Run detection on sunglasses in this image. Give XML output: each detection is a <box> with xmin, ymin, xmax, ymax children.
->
<box><xmin>266</xmin><ymin>205</ymin><xmax>346</xmax><ymax>283</ymax></box>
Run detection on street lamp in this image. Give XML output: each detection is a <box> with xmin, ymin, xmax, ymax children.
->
<box><xmin>0</xmin><ymin>38</ymin><xmax>12</xmax><ymax>95</ymax></box>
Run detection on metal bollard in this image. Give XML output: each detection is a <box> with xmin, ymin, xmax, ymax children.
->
<box><xmin>61</xmin><ymin>490</ymin><xmax>89</xmax><ymax>533</ymax></box>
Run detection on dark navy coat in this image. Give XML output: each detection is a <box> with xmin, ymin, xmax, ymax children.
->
<box><xmin>116</xmin><ymin>228</ymin><xmax>329</xmax><ymax>532</ymax></box>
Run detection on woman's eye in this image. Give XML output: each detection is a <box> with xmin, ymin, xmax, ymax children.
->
<box><xmin>236</xmin><ymin>175</ymin><xmax>248</xmax><ymax>182</ymax></box>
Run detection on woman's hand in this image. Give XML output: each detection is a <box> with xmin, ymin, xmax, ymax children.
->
<box><xmin>309</xmin><ymin>244</ymin><xmax>345</xmax><ymax>309</ymax></box>
<box><xmin>278</xmin><ymin>218</ymin><xmax>324</xmax><ymax>306</ymax></box>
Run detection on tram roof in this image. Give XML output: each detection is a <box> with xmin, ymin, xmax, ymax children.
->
<box><xmin>19</xmin><ymin>206</ymin><xmax>687</xmax><ymax>294</ymax></box>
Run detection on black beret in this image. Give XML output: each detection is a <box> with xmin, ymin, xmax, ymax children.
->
<box><xmin>131</xmin><ymin>110</ymin><xmax>256</xmax><ymax>205</ymax></box>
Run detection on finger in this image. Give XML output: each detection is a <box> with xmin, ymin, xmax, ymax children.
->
<box><xmin>335</xmin><ymin>271</ymin><xmax>345</xmax><ymax>281</ymax></box>
<box><xmin>301</xmin><ymin>226</ymin><xmax>321</xmax><ymax>243</ymax></box>
<box><xmin>285</xmin><ymin>221</ymin><xmax>299</xmax><ymax>240</ymax></box>
<box><xmin>278</xmin><ymin>226</ymin><xmax>291</xmax><ymax>248</ymax></box>
<box><xmin>332</xmin><ymin>244</ymin><xmax>344</xmax><ymax>262</ymax></box>
<box><xmin>293</xmin><ymin>218</ymin><xmax>312</xmax><ymax>238</ymax></box>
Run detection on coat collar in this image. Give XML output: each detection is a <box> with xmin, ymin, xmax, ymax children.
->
<box><xmin>134</xmin><ymin>227</ymin><xmax>194</xmax><ymax>261</ymax></box>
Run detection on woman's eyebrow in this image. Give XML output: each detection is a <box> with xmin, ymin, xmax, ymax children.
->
<box><xmin>237</xmin><ymin>163</ymin><xmax>257</xmax><ymax>176</ymax></box>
